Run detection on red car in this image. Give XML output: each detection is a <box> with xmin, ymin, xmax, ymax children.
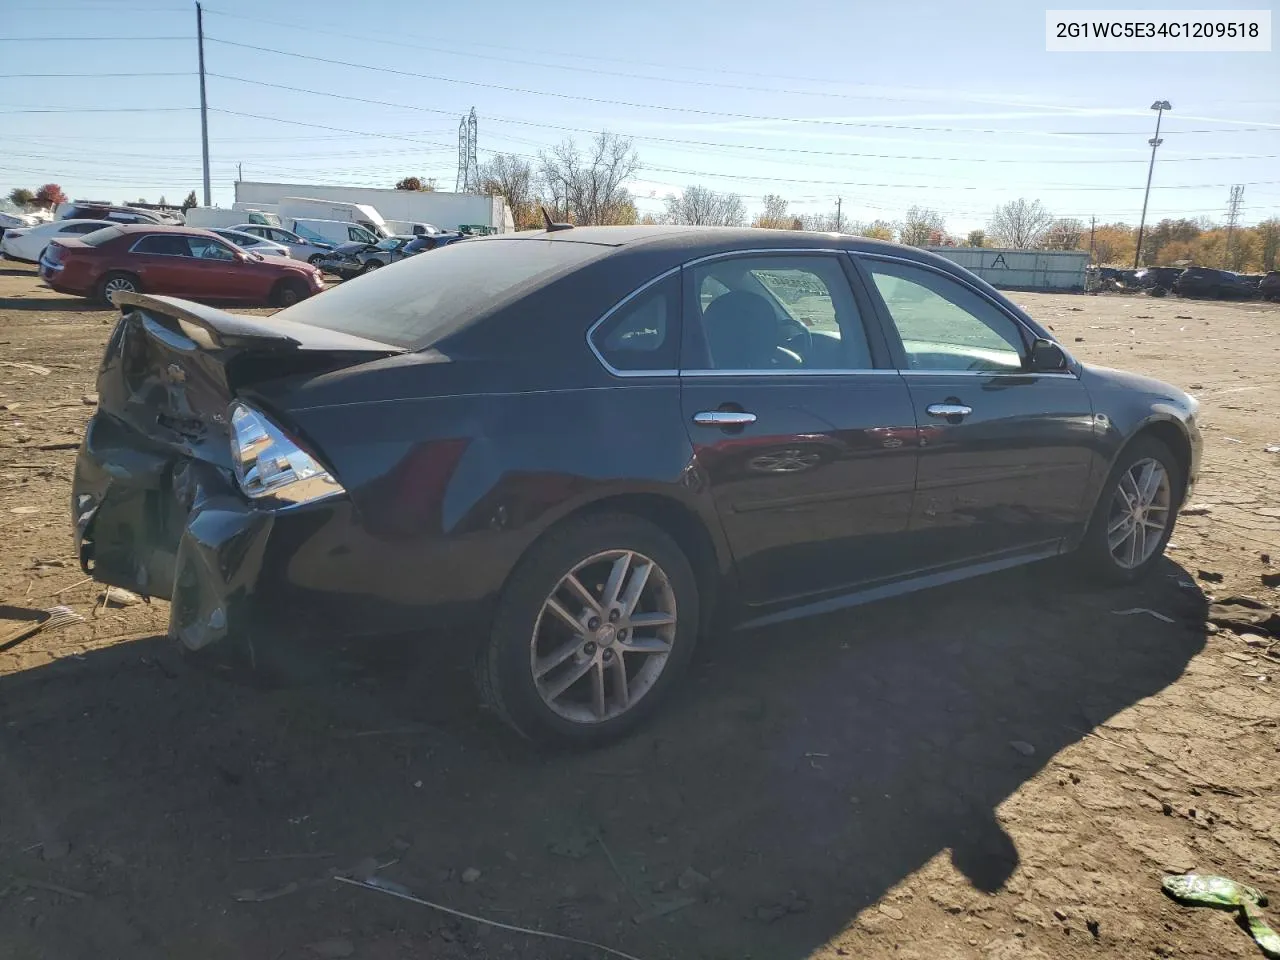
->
<box><xmin>39</xmin><ymin>224</ymin><xmax>324</xmax><ymax>307</ymax></box>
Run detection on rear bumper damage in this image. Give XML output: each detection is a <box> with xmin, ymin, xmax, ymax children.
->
<box><xmin>74</xmin><ymin>411</ymin><xmax>340</xmax><ymax>653</ymax></box>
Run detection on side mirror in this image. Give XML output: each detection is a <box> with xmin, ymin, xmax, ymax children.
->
<box><xmin>1029</xmin><ymin>338</ymin><xmax>1068</xmax><ymax>372</ymax></box>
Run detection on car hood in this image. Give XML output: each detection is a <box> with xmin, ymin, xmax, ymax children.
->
<box><xmin>329</xmin><ymin>241</ymin><xmax>371</xmax><ymax>257</ymax></box>
<box><xmin>1081</xmin><ymin>364</ymin><xmax>1195</xmax><ymax>407</ymax></box>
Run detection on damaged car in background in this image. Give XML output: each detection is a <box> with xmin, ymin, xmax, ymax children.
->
<box><xmin>72</xmin><ymin>227</ymin><xmax>1201</xmax><ymax>746</ymax></box>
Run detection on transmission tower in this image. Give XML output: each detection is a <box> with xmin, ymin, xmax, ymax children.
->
<box><xmin>455</xmin><ymin>107</ymin><xmax>479</xmax><ymax>193</ymax></box>
<box><xmin>1224</xmin><ymin>184</ymin><xmax>1244</xmax><ymax>269</ymax></box>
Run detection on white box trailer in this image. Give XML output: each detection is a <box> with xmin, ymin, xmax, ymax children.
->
<box><xmin>235</xmin><ymin>182</ymin><xmax>513</xmax><ymax>234</ymax></box>
<box><xmin>277</xmin><ymin>198</ymin><xmax>391</xmax><ymax>237</ymax></box>
<box><xmin>185</xmin><ymin>206</ymin><xmax>280</xmax><ymax>229</ymax></box>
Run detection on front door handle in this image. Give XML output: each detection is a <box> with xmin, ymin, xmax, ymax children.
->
<box><xmin>692</xmin><ymin>410</ymin><xmax>757</xmax><ymax>427</ymax></box>
<box><xmin>926</xmin><ymin>403</ymin><xmax>973</xmax><ymax>420</ymax></box>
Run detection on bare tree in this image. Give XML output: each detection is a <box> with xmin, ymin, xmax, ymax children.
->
<box><xmin>1043</xmin><ymin>218</ymin><xmax>1085</xmax><ymax>250</ymax></box>
<box><xmin>752</xmin><ymin>193</ymin><xmax>791</xmax><ymax>229</ymax></box>
<box><xmin>898</xmin><ymin>206</ymin><xmax>945</xmax><ymax>247</ymax></box>
<box><xmin>797</xmin><ymin>209</ymin><xmax>842</xmax><ymax>232</ymax></box>
<box><xmin>663</xmin><ymin>185</ymin><xmax>746</xmax><ymax>227</ymax></box>
<box><xmin>537</xmin><ymin>132</ymin><xmax>639</xmax><ymax>225</ymax></box>
<box><xmin>478</xmin><ymin>153</ymin><xmax>536</xmax><ymax>229</ymax></box>
<box><xmin>988</xmin><ymin>199</ymin><xmax>1053</xmax><ymax>249</ymax></box>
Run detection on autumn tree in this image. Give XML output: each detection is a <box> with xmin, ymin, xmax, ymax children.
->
<box><xmin>966</xmin><ymin>229</ymin><xmax>985</xmax><ymax>247</ymax></box>
<box><xmin>478</xmin><ymin>153</ymin><xmax>537</xmax><ymax>229</ymax></box>
<box><xmin>8</xmin><ymin>187</ymin><xmax>35</xmax><ymax>208</ymax></box>
<box><xmin>898</xmin><ymin>206</ymin><xmax>944</xmax><ymax>247</ymax></box>
<box><xmin>663</xmin><ymin>185</ymin><xmax>746</xmax><ymax>227</ymax></box>
<box><xmin>1256</xmin><ymin>217</ymin><xmax>1280</xmax><ymax>271</ymax></box>
<box><xmin>752</xmin><ymin>194</ymin><xmax>791</xmax><ymax>229</ymax></box>
<box><xmin>1090</xmin><ymin>223</ymin><xmax>1135</xmax><ymax>265</ymax></box>
<box><xmin>1043</xmin><ymin>218</ymin><xmax>1085</xmax><ymax>250</ymax></box>
<box><xmin>395</xmin><ymin>176</ymin><xmax>423</xmax><ymax>191</ymax></box>
<box><xmin>181</xmin><ymin>190</ymin><xmax>198</xmax><ymax>211</ymax></box>
<box><xmin>988</xmin><ymin>198</ymin><xmax>1052</xmax><ymax>249</ymax></box>
<box><xmin>34</xmin><ymin>183</ymin><xmax>67</xmax><ymax>209</ymax></box>
<box><xmin>537</xmin><ymin>131</ymin><xmax>639</xmax><ymax>225</ymax></box>
<box><xmin>857</xmin><ymin>220</ymin><xmax>895</xmax><ymax>241</ymax></box>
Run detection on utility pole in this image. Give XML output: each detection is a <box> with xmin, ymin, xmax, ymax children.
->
<box><xmin>1224</xmin><ymin>184</ymin><xmax>1244</xmax><ymax>269</ymax></box>
<box><xmin>237</xmin><ymin>162</ymin><xmax>242</xmax><ymax>184</ymax></box>
<box><xmin>1089</xmin><ymin>215</ymin><xmax>1096</xmax><ymax>262</ymax></box>
<box><xmin>835</xmin><ymin>196</ymin><xmax>843</xmax><ymax>233</ymax></box>
<box><xmin>196</xmin><ymin>2</ymin><xmax>211</xmax><ymax>207</ymax></box>
<box><xmin>1133</xmin><ymin>99</ymin><xmax>1171</xmax><ymax>269</ymax></box>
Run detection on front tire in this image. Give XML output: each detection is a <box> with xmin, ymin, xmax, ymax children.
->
<box><xmin>361</xmin><ymin>259</ymin><xmax>383</xmax><ymax>274</ymax></box>
<box><xmin>271</xmin><ymin>278</ymin><xmax>308</xmax><ymax>307</ymax></box>
<box><xmin>307</xmin><ymin>254</ymin><xmax>326</xmax><ymax>266</ymax></box>
<box><xmin>1076</xmin><ymin>436</ymin><xmax>1184</xmax><ymax>585</ymax></box>
<box><xmin>476</xmin><ymin>513</ymin><xmax>700</xmax><ymax>746</ymax></box>
<box><xmin>98</xmin><ymin>271</ymin><xmax>140</xmax><ymax>305</ymax></box>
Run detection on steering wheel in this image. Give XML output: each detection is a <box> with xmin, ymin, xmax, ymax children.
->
<box><xmin>779</xmin><ymin>317</ymin><xmax>814</xmax><ymax>362</ymax></box>
<box><xmin>773</xmin><ymin>345</ymin><xmax>803</xmax><ymax>367</ymax></box>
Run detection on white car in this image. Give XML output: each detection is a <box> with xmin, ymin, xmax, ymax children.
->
<box><xmin>230</xmin><ymin>223</ymin><xmax>334</xmax><ymax>264</ymax></box>
<box><xmin>211</xmin><ymin>228</ymin><xmax>292</xmax><ymax>258</ymax></box>
<box><xmin>0</xmin><ymin>218</ymin><xmax>114</xmax><ymax>263</ymax></box>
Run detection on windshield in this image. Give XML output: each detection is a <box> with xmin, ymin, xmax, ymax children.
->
<box><xmin>278</xmin><ymin>238</ymin><xmax>607</xmax><ymax>350</ymax></box>
<box><xmin>375</xmin><ymin>238</ymin><xmax>401</xmax><ymax>251</ymax></box>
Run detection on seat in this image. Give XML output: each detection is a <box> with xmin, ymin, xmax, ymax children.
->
<box><xmin>701</xmin><ymin>291</ymin><xmax>798</xmax><ymax>370</ymax></box>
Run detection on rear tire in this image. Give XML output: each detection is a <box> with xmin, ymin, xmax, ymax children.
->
<box><xmin>361</xmin><ymin>259</ymin><xmax>383</xmax><ymax>274</ymax></box>
<box><xmin>307</xmin><ymin>254</ymin><xmax>325</xmax><ymax>266</ymax></box>
<box><xmin>271</xmin><ymin>279</ymin><xmax>308</xmax><ymax>308</ymax></box>
<box><xmin>1076</xmin><ymin>435</ymin><xmax>1185</xmax><ymax>585</ymax></box>
<box><xmin>476</xmin><ymin>513</ymin><xmax>700</xmax><ymax>747</ymax></box>
<box><xmin>97</xmin><ymin>271</ymin><xmax>140</xmax><ymax>306</ymax></box>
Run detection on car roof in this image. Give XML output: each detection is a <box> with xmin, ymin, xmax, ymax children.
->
<box><xmin>100</xmin><ymin>223</ymin><xmax>223</xmax><ymax>237</ymax></box>
<box><xmin>486</xmin><ymin>224</ymin><xmax>909</xmax><ymax>255</ymax></box>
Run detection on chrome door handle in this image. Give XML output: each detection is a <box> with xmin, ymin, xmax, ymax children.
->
<box><xmin>692</xmin><ymin>410</ymin><xmax>757</xmax><ymax>427</ymax></box>
<box><xmin>926</xmin><ymin>403</ymin><xmax>972</xmax><ymax>419</ymax></box>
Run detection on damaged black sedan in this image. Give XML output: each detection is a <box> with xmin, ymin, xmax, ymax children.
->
<box><xmin>73</xmin><ymin>227</ymin><xmax>1201</xmax><ymax>745</ymax></box>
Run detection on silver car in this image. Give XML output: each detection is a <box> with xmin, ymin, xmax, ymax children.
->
<box><xmin>211</xmin><ymin>228</ymin><xmax>292</xmax><ymax>259</ymax></box>
<box><xmin>231</xmin><ymin>223</ymin><xmax>335</xmax><ymax>264</ymax></box>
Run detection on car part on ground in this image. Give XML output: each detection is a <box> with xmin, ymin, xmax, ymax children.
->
<box><xmin>70</xmin><ymin>226</ymin><xmax>1202</xmax><ymax>746</ymax></box>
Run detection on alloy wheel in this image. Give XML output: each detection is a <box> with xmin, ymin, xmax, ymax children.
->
<box><xmin>530</xmin><ymin>549</ymin><xmax>677</xmax><ymax>724</ymax></box>
<box><xmin>1106</xmin><ymin>457</ymin><xmax>1171</xmax><ymax>569</ymax></box>
<box><xmin>104</xmin><ymin>276</ymin><xmax>136</xmax><ymax>296</ymax></box>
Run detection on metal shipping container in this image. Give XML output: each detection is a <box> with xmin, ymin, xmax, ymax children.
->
<box><xmin>925</xmin><ymin>246</ymin><xmax>1089</xmax><ymax>292</ymax></box>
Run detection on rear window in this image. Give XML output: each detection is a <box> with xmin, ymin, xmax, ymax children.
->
<box><xmin>278</xmin><ymin>238</ymin><xmax>609</xmax><ymax>349</ymax></box>
<box><xmin>80</xmin><ymin>226</ymin><xmax>125</xmax><ymax>247</ymax></box>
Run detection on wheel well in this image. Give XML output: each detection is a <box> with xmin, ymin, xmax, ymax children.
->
<box><xmin>1132</xmin><ymin>419</ymin><xmax>1193</xmax><ymax>494</ymax></box>
<box><xmin>554</xmin><ymin>494</ymin><xmax>722</xmax><ymax>627</ymax></box>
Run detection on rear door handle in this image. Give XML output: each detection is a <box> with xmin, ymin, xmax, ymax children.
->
<box><xmin>926</xmin><ymin>403</ymin><xmax>973</xmax><ymax>419</ymax></box>
<box><xmin>692</xmin><ymin>410</ymin><xmax>757</xmax><ymax>427</ymax></box>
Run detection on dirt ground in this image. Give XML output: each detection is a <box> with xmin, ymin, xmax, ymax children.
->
<box><xmin>1</xmin><ymin>259</ymin><xmax>1278</xmax><ymax>960</ymax></box>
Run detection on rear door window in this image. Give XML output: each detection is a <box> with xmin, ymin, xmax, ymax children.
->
<box><xmin>131</xmin><ymin>234</ymin><xmax>192</xmax><ymax>257</ymax></box>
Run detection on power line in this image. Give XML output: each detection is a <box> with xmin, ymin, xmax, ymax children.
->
<box><xmin>205</xmin><ymin>74</ymin><xmax>1280</xmax><ymax>170</ymax></box>
<box><xmin>0</xmin><ymin>35</ymin><xmax>188</xmax><ymax>41</ymax></box>
<box><xmin>204</xmin><ymin>36</ymin><xmax>1279</xmax><ymax>137</ymax></box>
<box><xmin>0</xmin><ymin>106</ymin><xmax>197</xmax><ymax>114</ymax></box>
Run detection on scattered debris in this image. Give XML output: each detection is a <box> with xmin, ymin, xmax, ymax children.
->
<box><xmin>1182</xmin><ymin>504</ymin><xmax>1213</xmax><ymax>515</ymax></box>
<box><xmin>1009</xmin><ymin>740</ymin><xmax>1036</xmax><ymax>756</ymax></box>
<box><xmin>80</xmin><ymin>393</ymin><xmax>98</xmax><ymax>406</ymax></box>
<box><xmin>104</xmin><ymin>587</ymin><xmax>142</xmax><ymax>607</ymax></box>
<box><xmin>1074</xmin><ymin>336</ymin><xmax>1086</xmax><ymax>342</ymax></box>
<box><xmin>1111</xmin><ymin>608</ymin><xmax>1176</xmax><ymax>624</ymax></box>
<box><xmin>9</xmin><ymin>505</ymin><xmax>40</xmax><ymax>515</ymax></box>
<box><xmin>0</xmin><ymin>361</ymin><xmax>52</xmax><ymax>376</ymax></box>
<box><xmin>460</xmin><ymin>867</ymin><xmax>481</xmax><ymax>884</ymax></box>
<box><xmin>1263</xmin><ymin>572</ymin><xmax>1280</xmax><ymax>588</ymax></box>
<box><xmin>0</xmin><ymin>605</ymin><xmax>85</xmax><ymax>651</ymax></box>
<box><xmin>35</xmin><ymin>441</ymin><xmax>79</xmax><ymax>451</ymax></box>
<box><xmin>1198</xmin><ymin>570</ymin><xmax>1225</xmax><ymax>584</ymax></box>
<box><xmin>1265</xmin><ymin>445</ymin><xmax>1280</xmax><ymax>454</ymax></box>
<box><xmin>335</xmin><ymin>875</ymin><xmax>647</xmax><ymax>960</ymax></box>
<box><xmin>1162</xmin><ymin>874</ymin><xmax>1280</xmax><ymax>959</ymax></box>
<box><xmin>1223</xmin><ymin>437</ymin><xmax>1244</xmax><ymax>444</ymax></box>
<box><xmin>1209</xmin><ymin>596</ymin><xmax>1280</xmax><ymax>637</ymax></box>
<box><xmin>878</xmin><ymin>904</ymin><xmax>905</xmax><ymax>920</ymax></box>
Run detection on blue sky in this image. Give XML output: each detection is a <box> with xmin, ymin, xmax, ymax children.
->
<box><xmin>2</xmin><ymin>0</ymin><xmax>1277</xmax><ymax>232</ymax></box>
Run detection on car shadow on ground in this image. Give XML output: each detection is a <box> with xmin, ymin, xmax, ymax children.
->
<box><xmin>0</xmin><ymin>295</ymin><xmax>104</xmax><ymax>312</ymax></box>
<box><xmin>0</xmin><ymin>559</ymin><xmax>1206</xmax><ymax>959</ymax></box>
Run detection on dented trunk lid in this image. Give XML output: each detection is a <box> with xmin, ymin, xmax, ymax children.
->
<box><xmin>100</xmin><ymin>292</ymin><xmax>402</xmax><ymax>464</ymax></box>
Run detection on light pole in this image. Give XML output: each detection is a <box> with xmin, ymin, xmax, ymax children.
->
<box><xmin>1133</xmin><ymin>99</ymin><xmax>1170</xmax><ymax>268</ymax></box>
